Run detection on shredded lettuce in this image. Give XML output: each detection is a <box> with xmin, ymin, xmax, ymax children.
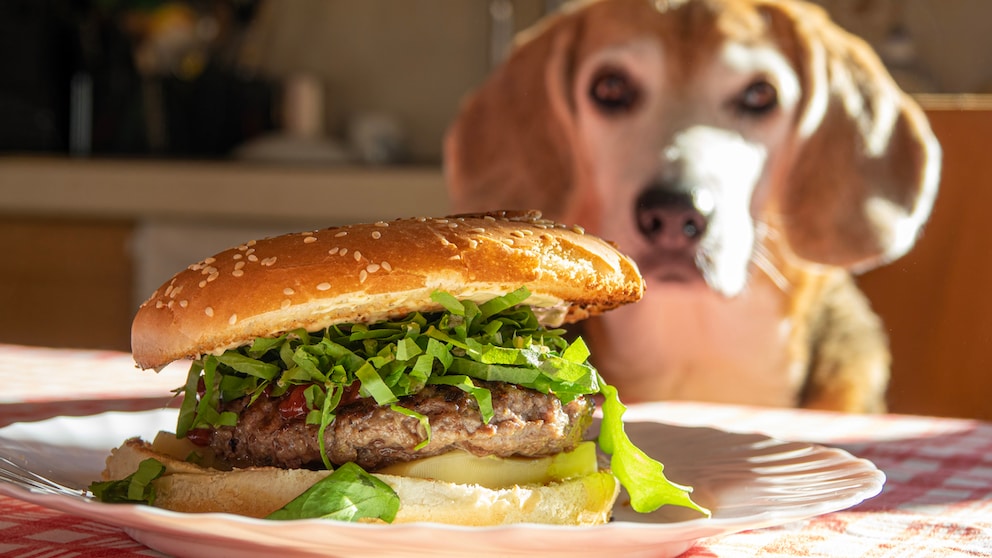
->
<box><xmin>176</xmin><ymin>286</ymin><xmax>591</xmax><ymax>440</ymax></box>
<box><xmin>174</xmin><ymin>286</ymin><xmax>709</xmax><ymax>520</ymax></box>
<box><xmin>89</xmin><ymin>458</ymin><xmax>166</xmax><ymax>504</ymax></box>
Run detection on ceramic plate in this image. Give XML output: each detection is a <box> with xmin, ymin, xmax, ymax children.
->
<box><xmin>0</xmin><ymin>408</ymin><xmax>884</xmax><ymax>558</ymax></box>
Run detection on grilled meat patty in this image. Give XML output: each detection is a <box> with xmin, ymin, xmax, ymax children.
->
<box><xmin>206</xmin><ymin>382</ymin><xmax>595</xmax><ymax>471</ymax></box>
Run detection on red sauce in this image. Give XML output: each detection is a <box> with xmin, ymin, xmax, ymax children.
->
<box><xmin>277</xmin><ymin>385</ymin><xmax>310</xmax><ymax>420</ymax></box>
<box><xmin>185</xmin><ymin>428</ymin><xmax>213</xmax><ymax>446</ymax></box>
<box><xmin>277</xmin><ymin>383</ymin><xmax>363</xmax><ymax>420</ymax></box>
<box><xmin>339</xmin><ymin>382</ymin><xmax>362</xmax><ymax>407</ymax></box>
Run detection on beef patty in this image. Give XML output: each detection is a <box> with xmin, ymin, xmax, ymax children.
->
<box><xmin>205</xmin><ymin>382</ymin><xmax>594</xmax><ymax>471</ymax></box>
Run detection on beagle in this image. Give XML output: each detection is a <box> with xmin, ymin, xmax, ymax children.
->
<box><xmin>444</xmin><ymin>0</ymin><xmax>940</xmax><ymax>412</ymax></box>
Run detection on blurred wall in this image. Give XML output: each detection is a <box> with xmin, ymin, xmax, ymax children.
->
<box><xmin>811</xmin><ymin>0</ymin><xmax>992</xmax><ymax>93</ymax></box>
<box><xmin>239</xmin><ymin>0</ymin><xmax>546</xmax><ymax>163</ymax></box>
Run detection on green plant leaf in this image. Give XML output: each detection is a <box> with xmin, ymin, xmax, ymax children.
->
<box><xmin>266</xmin><ymin>463</ymin><xmax>400</xmax><ymax>522</ymax></box>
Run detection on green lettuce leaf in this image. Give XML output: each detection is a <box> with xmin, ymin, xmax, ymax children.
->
<box><xmin>266</xmin><ymin>462</ymin><xmax>399</xmax><ymax>522</ymax></box>
<box><xmin>89</xmin><ymin>458</ymin><xmax>166</xmax><ymax>505</ymax></box>
<box><xmin>598</xmin><ymin>380</ymin><xmax>711</xmax><ymax>516</ymax></box>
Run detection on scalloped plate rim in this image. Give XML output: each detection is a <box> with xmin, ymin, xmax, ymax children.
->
<box><xmin>0</xmin><ymin>407</ymin><xmax>885</xmax><ymax>558</ymax></box>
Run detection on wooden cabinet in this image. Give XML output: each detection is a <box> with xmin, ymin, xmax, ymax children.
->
<box><xmin>0</xmin><ymin>216</ymin><xmax>134</xmax><ymax>351</ymax></box>
<box><xmin>858</xmin><ymin>97</ymin><xmax>992</xmax><ymax>420</ymax></box>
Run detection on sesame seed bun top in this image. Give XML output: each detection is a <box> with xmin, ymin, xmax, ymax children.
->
<box><xmin>131</xmin><ymin>210</ymin><xmax>644</xmax><ymax>370</ymax></box>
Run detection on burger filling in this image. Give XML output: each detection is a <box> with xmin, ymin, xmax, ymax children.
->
<box><xmin>209</xmin><ymin>381</ymin><xmax>593</xmax><ymax>471</ymax></box>
<box><xmin>95</xmin><ymin>288</ymin><xmax>709</xmax><ymax>520</ymax></box>
<box><xmin>175</xmin><ymin>287</ymin><xmax>600</xmax><ymax>471</ymax></box>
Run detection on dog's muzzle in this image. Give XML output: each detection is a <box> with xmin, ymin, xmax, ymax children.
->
<box><xmin>634</xmin><ymin>184</ymin><xmax>714</xmax><ymax>284</ymax></box>
<box><xmin>635</xmin><ymin>187</ymin><xmax>710</xmax><ymax>249</ymax></box>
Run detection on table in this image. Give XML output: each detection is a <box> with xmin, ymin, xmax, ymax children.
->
<box><xmin>1</xmin><ymin>343</ymin><xmax>990</xmax><ymax>557</ymax></box>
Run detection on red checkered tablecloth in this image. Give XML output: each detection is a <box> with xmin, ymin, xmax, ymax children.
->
<box><xmin>627</xmin><ymin>402</ymin><xmax>992</xmax><ymax>557</ymax></box>
<box><xmin>0</xmin><ymin>344</ymin><xmax>990</xmax><ymax>557</ymax></box>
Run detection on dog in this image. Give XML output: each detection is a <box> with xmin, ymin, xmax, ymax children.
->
<box><xmin>443</xmin><ymin>0</ymin><xmax>940</xmax><ymax>412</ymax></box>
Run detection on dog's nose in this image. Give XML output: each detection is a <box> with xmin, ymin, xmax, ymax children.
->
<box><xmin>635</xmin><ymin>188</ymin><xmax>709</xmax><ymax>248</ymax></box>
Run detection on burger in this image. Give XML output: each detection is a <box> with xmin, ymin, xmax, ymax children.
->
<box><xmin>91</xmin><ymin>210</ymin><xmax>708</xmax><ymax>525</ymax></box>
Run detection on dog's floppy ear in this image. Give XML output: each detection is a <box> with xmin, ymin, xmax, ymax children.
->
<box><xmin>767</xmin><ymin>1</ymin><xmax>941</xmax><ymax>272</ymax></box>
<box><xmin>444</xmin><ymin>10</ymin><xmax>587</xmax><ymax>222</ymax></box>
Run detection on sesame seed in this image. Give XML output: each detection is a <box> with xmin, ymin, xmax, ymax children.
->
<box><xmin>484</xmin><ymin>215</ymin><xmax>496</xmax><ymax>221</ymax></box>
<box><xmin>511</xmin><ymin>230</ymin><xmax>526</xmax><ymax>238</ymax></box>
<box><xmin>502</xmin><ymin>238</ymin><xmax>515</xmax><ymax>246</ymax></box>
<box><xmin>207</xmin><ymin>272</ymin><xmax>219</xmax><ymax>282</ymax></box>
<box><xmin>381</xmin><ymin>261</ymin><xmax>392</xmax><ymax>271</ymax></box>
<box><xmin>188</xmin><ymin>263</ymin><xmax>202</xmax><ymax>271</ymax></box>
<box><xmin>571</xmin><ymin>225</ymin><xmax>585</xmax><ymax>234</ymax></box>
<box><xmin>281</xmin><ymin>299</ymin><xmax>292</xmax><ymax>309</ymax></box>
<box><xmin>450</xmin><ymin>254</ymin><xmax>462</xmax><ymax>260</ymax></box>
<box><xmin>359</xmin><ymin>270</ymin><xmax>369</xmax><ymax>283</ymax></box>
<box><xmin>448</xmin><ymin>222</ymin><xmax>459</xmax><ymax>228</ymax></box>
<box><xmin>199</xmin><ymin>280</ymin><xmax>207</xmax><ymax>288</ymax></box>
<box><xmin>205</xmin><ymin>306</ymin><xmax>214</xmax><ymax>317</ymax></box>
<box><xmin>164</xmin><ymin>285</ymin><xmax>173</xmax><ymax>296</ymax></box>
<box><xmin>317</xmin><ymin>282</ymin><xmax>331</xmax><ymax>291</ymax></box>
<box><xmin>247</xmin><ymin>239</ymin><xmax>257</xmax><ymax>247</ymax></box>
<box><xmin>374</xmin><ymin>221</ymin><xmax>389</xmax><ymax>227</ymax></box>
<box><xmin>246</xmin><ymin>248</ymin><xmax>256</xmax><ymax>255</ymax></box>
<box><xmin>283</xmin><ymin>287</ymin><xmax>295</xmax><ymax>295</ymax></box>
<box><xmin>237</xmin><ymin>245</ymin><xmax>248</xmax><ymax>252</ymax></box>
<box><xmin>468</xmin><ymin>239</ymin><xmax>479</xmax><ymax>249</ymax></box>
<box><xmin>201</xmin><ymin>266</ymin><xmax>216</xmax><ymax>276</ymax></box>
<box><xmin>232</xmin><ymin>269</ymin><xmax>244</xmax><ymax>278</ymax></box>
<box><xmin>329</xmin><ymin>247</ymin><xmax>339</xmax><ymax>255</ymax></box>
<box><xmin>304</xmin><ymin>236</ymin><xmax>317</xmax><ymax>244</ymax></box>
<box><xmin>204</xmin><ymin>257</ymin><xmax>216</xmax><ymax>264</ymax></box>
<box><xmin>261</xmin><ymin>257</ymin><xmax>278</xmax><ymax>266</ymax></box>
<box><xmin>340</xmin><ymin>248</ymin><xmax>348</xmax><ymax>256</ymax></box>
<box><xmin>469</xmin><ymin>227</ymin><xmax>486</xmax><ymax>234</ymax></box>
<box><xmin>229</xmin><ymin>314</ymin><xmax>238</xmax><ymax>325</ymax></box>
<box><xmin>248</xmin><ymin>254</ymin><xmax>259</xmax><ymax>262</ymax></box>
<box><xmin>233</xmin><ymin>253</ymin><xmax>243</xmax><ymax>260</ymax></box>
<box><xmin>155</xmin><ymin>300</ymin><xmax>164</xmax><ymax>309</ymax></box>
<box><xmin>366</xmin><ymin>263</ymin><xmax>380</xmax><ymax>273</ymax></box>
<box><xmin>335</xmin><ymin>231</ymin><xmax>348</xmax><ymax>238</ymax></box>
<box><xmin>302</xmin><ymin>231</ymin><xmax>314</xmax><ymax>236</ymax></box>
<box><xmin>371</xmin><ymin>231</ymin><xmax>382</xmax><ymax>239</ymax></box>
<box><xmin>234</xmin><ymin>261</ymin><xmax>246</xmax><ymax>270</ymax></box>
<box><xmin>179</xmin><ymin>300</ymin><xmax>188</xmax><ymax>308</ymax></box>
<box><xmin>354</xmin><ymin>251</ymin><xmax>362</xmax><ymax>262</ymax></box>
<box><xmin>435</xmin><ymin>218</ymin><xmax>449</xmax><ymax>224</ymax></box>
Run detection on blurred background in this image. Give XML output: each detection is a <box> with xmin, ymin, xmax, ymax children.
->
<box><xmin>0</xmin><ymin>0</ymin><xmax>989</xmax><ymax>420</ymax></box>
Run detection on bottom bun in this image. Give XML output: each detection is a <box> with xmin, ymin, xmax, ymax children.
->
<box><xmin>102</xmin><ymin>438</ymin><xmax>619</xmax><ymax>526</ymax></box>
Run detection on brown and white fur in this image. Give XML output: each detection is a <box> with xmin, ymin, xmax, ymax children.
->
<box><xmin>444</xmin><ymin>0</ymin><xmax>940</xmax><ymax>412</ymax></box>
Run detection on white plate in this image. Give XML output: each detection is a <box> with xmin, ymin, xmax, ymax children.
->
<box><xmin>0</xmin><ymin>408</ymin><xmax>884</xmax><ymax>558</ymax></box>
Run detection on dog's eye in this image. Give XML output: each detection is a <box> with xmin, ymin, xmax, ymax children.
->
<box><xmin>737</xmin><ymin>80</ymin><xmax>778</xmax><ymax>115</ymax></box>
<box><xmin>589</xmin><ymin>68</ymin><xmax>640</xmax><ymax>114</ymax></box>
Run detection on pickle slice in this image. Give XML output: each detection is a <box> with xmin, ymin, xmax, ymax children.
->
<box><xmin>378</xmin><ymin>441</ymin><xmax>599</xmax><ymax>489</ymax></box>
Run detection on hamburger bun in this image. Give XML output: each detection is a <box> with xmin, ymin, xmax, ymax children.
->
<box><xmin>103</xmin><ymin>437</ymin><xmax>619</xmax><ymax>526</ymax></box>
<box><xmin>132</xmin><ymin>210</ymin><xmax>643</xmax><ymax>370</ymax></box>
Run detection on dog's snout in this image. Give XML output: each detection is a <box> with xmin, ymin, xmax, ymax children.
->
<box><xmin>635</xmin><ymin>188</ymin><xmax>709</xmax><ymax>248</ymax></box>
